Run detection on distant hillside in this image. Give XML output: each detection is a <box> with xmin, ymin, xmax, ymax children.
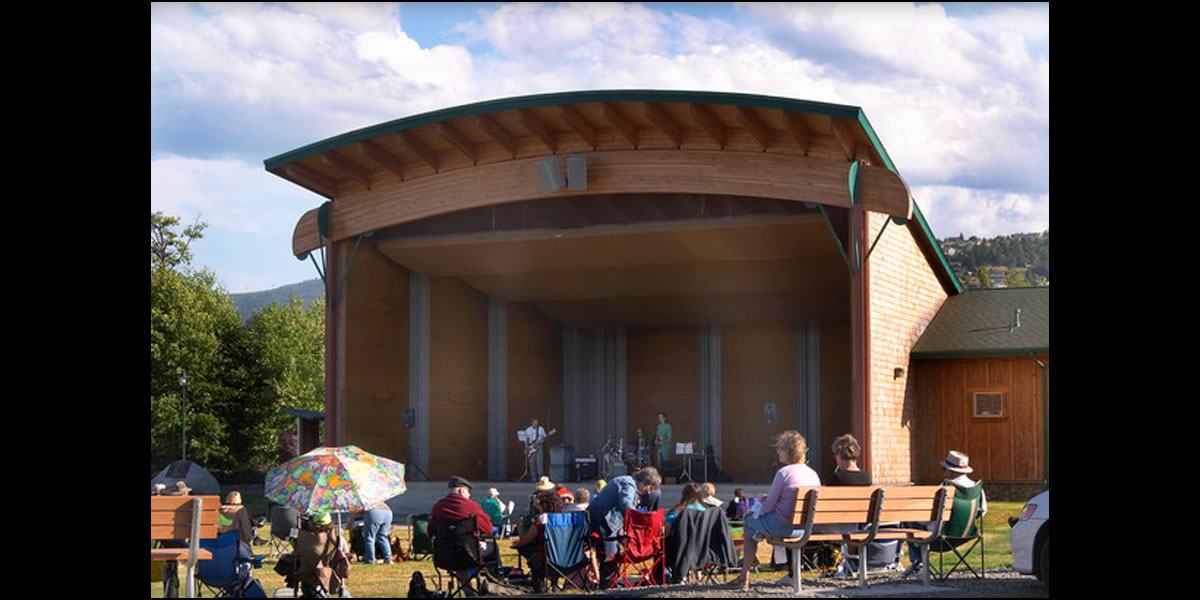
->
<box><xmin>230</xmin><ymin>278</ymin><xmax>324</xmax><ymax>320</ymax></box>
<box><xmin>939</xmin><ymin>230</ymin><xmax>1049</xmax><ymax>289</ymax></box>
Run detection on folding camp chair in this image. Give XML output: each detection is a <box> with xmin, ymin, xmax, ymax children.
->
<box><xmin>267</xmin><ymin>503</ymin><xmax>299</xmax><ymax>559</ymax></box>
<box><xmin>432</xmin><ymin>517</ymin><xmax>490</xmax><ymax>597</ymax></box>
<box><xmin>196</xmin><ymin>531</ymin><xmax>267</xmax><ymax>598</ymax></box>
<box><xmin>608</xmin><ymin>509</ymin><xmax>665</xmax><ymax>588</ymax></box>
<box><xmin>543</xmin><ymin>511</ymin><xmax>595</xmax><ymax>592</ymax></box>
<box><xmin>929</xmin><ymin>482</ymin><xmax>986</xmax><ymax>581</ymax></box>
<box><xmin>407</xmin><ymin>513</ymin><xmax>433</xmax><ymax>561</ymax></box>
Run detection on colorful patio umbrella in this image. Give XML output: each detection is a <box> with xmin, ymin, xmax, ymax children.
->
<box><xmin>265</xmin><ymin>445</ymin><xmax>407</xmax><ymax>515</ymax></box>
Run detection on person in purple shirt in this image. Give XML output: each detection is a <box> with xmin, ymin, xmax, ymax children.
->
<box><xmin>727</xmin><ymin>430</ymin><xmax>820</xmax><ymax>590</ymax></box>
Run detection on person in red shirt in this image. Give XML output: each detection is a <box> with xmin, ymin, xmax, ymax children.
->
<box><xmin>431</xmin><ymin>476</ymin><xmax>493</xmax><ymax>537</ymax></box>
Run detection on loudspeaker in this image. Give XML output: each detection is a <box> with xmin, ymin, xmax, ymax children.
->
<box><xmin>574</xmin><ymin>460</ymin><xmax>597</xmax><ymax>481</ymax></box>
<box><xmin>402</xmin><ymin>408</ymin><xmax>415</xmax><ymax>429</ymax></box>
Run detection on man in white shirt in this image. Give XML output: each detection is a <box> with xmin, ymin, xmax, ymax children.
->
<box><xmin>523</xmin><ymin>418</ymin><xmax>547</xmax><ymax>482</ymax></box>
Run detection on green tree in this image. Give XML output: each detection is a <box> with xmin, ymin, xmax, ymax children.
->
<box><xmin>976</xmin><ymin>266</ymin><xmax>993</xmax><ymax>289</ymax></box>
<box><xmin>151</xmin><ymin>213</ymin><xmax>243</xmax><ymax>472</ymax></box>
<box><xmin>233</xmin><ymin>296</ymin><xmax>325</xmax><ymax>469</ymax></box>
<box><xmin>1005</xmin><ymin>269</ymin><xmax>1030</xmax><ymax>288</ymax></box>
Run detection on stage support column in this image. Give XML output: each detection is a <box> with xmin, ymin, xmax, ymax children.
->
<box><xmin>324</xmin><ymin>240</ymin><xmax>342</xmax><ymax>446</ymax></box>
<box><xmin>798</xmin><ymin>321</ymin><xmax>821</xmax><ymax>475</ymax></box>
<box><xmin>487</xmin><ymin>298</ymin><xmax>508</xmax><ymax>481</ymax></box>
<box><xmin>408</xmin><ymin>272</ymin><xmax>431</xmax><ymax>480</ymax></box>
<box><xmin>849</xmin><ymin>203</ymin><xmax>871</xmax><ymax>474</ymax></box>
<box><xmin>697</xmin><ymin>325</ymin><xmax>721</xmax><ymax>463</ymax></box>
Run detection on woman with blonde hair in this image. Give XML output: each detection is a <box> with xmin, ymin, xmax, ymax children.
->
<box><xmin>727</xmin><ymin>430</ymin><xmax>820</xmax><ymax>590</ymax></box>
<box><xmin>218</xmin><ymin>490</ymin><xmax>255</xmax><ymax>545</ymax></box>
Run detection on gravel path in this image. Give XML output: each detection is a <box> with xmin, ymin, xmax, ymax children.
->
<box><xmin>507</xmin><ymin>569</ymin><xmax>1047</xmax><ymax>598</ymax></box>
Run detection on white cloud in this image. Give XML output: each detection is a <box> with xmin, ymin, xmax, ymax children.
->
<box><xmin>914</xmin><ymin>186</ymin><xmax>1049</xmax><ymax>239</ymax></box>
<box><xmin>150</xmin><ymin>2</ymin><xmax>1049</xmax><ymax>290</ymax></box>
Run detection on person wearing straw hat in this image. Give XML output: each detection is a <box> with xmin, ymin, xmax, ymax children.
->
<box><xmin>902</xmin><ymin>450</ymin><xmax>988</xmax><ymax>579</ymax></box>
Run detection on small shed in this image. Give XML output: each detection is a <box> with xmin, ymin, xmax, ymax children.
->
<box><xmin>284</xmin><ymin>408</ymin><xmax>325</xmax><ymax>456</ymax></box>
<box><xmin>911</xmin><ymin>287</ymin><xmax>1049</xmax><ymax>497</ymax></box>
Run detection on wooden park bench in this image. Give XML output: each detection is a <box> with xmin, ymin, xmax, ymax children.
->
<box><xmin>766</xmin><ymin>485</ymin><xmax>953</xmax><ymax>593</ymax></box>
<box><xmin>150</xmin><ymin>495</ymin><xmax>220</xmax><ymax>598</ymax></box>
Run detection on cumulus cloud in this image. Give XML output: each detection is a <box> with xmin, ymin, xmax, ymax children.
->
<box><xmin>150</xmin><ymin>3</ymin><xmax>1049</xmax><ymax>289</ymax></box>
<box><xmin>914</xmin><ymin>186</ymin><xmax>1049</xmax><ymax>239</ymax></box>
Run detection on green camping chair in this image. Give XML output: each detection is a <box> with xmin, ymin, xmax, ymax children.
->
<box><xmin>408</xmin><ymin>513</ymin><xmax>434</xmax><ymax>561</ymax></box>
<box><xmin>930</xmin><ymin>481</ymin><xmax>986</xmax><ymax>581</ymax></box>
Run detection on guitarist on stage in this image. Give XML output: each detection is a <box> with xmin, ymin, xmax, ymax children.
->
<box><xmin>523</xmin><ymin>418</ymin><xmax>549</xmax><ymax>482</ymax></box>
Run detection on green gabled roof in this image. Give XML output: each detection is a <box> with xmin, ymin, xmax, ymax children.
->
<box><xmin>912</xmin><ymin>287</ymin><xmax>1049</xmax><ymax>359</ymax></box>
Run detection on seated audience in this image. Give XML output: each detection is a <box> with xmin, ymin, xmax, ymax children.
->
<box><xmin>727</xmin><ymin>431</ymin><xmax>820</xmax><ymax>590</ymax></box>
<box><xmin>830</xmin><ymin>434</ymin><xmax>871</xmax><ymax>485</ymax></box>
<box><xmin>431</xmin><ymin>476</ymin><xmax>493</xmax><ymax>537</ymax></box>
<box><xmin>218</xmin><ymin>491</ymin><xmax>256</xmax><ymax>545</ymax></box>
<box><xmin>664</xmin><ymin>482</ymin><xmax>707</xmax><ymax>535</ymax></box>
<box><xmin>481</xmin><ymin>488</ymin><xmax>506</xmax><ymax>533</ymax></box>
<box><xmin>700</xmin><ymin>482</ymin><xmax>723</xmax><ymax>508</ymax></box>
<box><xmin>514</xmin><ymin>490</ymin><xmax>564</xmax><ymax>593</ymax></box>
<box><xmin>570</xmin><ymin>488</ymin><xmax>591</xmax><ymax>512</ymax></box>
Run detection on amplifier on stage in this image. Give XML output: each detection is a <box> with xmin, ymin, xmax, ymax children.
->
<box><xmin>574</xmin><ymin>456</ymin><xmax>598</xmax><ymax>481</ymax></box>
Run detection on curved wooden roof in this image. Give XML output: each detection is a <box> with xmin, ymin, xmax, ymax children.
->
<box><xmin>266</xmin><ymin>90</ymin><xmax>959</xmax><ymax>294</ymax></box>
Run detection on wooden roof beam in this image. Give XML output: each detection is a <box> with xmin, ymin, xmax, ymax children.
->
<box><xmin>476</xmin><ymin>114</ymin><xmax>518</xmax><ymax>158</ymax></box>
<box><xmin>398</xmin><ymin>130</ymin><xmax>440</xmax><ymax>172</ymax></box>
<box><xmin>602</xmin><ymin>102</ymin><xmax>637</xmax><ymax>148</ymax></box>
<box><xmin>560</xmin><ymin>105</ymin><xmax>598</xmax><ymax>149</ymax></box>
<box><xmin>320</xmin><ymin>151</ymin><xmax>372</xmax><ymax>190</ymax></box>
<box><xmin>438</xmin><ymin>122</ymin><xmax>478</xmax><ymax>164</ymax></box>
<box><xmin>644</xmin><ymin>102</ymin><xmax>682</xmax><ymax>148</ymax></box>
<box><xmin>830</xmin><ymin>117</ymin><xmax>858</xmax><ymax>161</ymax></box>
<box><xmin>736</xmin><ymin>106</ymin><xmax>770</xmax><ymax>151</ymax></box>
<box><xmin>519</xmin><ymin>109</ymin><xmax>558</xmax><ymax>154</ymax></box>
<box><xmin>355</xmin><ymin>141</ymin><xmax>405</xmax><ymax>181</ymax></box>
<box><xmin>282</xmin><ymin>163</ymin><xmax>337</xmax><ymax>198</ymax></box>
<box><xmin>690</xmin><ymin>104</ymin><xmax>727</xmax><ymax>148</ymax></box>
<box><xmin>784</xmin><ymin>111</ymin><xmax>811</xmax><ymax>156</ymax></box>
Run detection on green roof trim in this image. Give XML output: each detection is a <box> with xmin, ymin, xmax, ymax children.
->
<box><xmin>912</xmin><ymin>287</ymin><xmax>1049</xmax><ymax>358</ymax></box>
<box><xmin>854</xmin><ymin>110</ymin><xmax>962</xmax><ymax>295</ymax></box>
<box><xmin>264</xmin><ymin>89</ymin><xmax>863</xmax><ymax>171</ymax></box>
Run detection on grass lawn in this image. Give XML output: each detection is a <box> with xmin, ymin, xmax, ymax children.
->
<box><xmin>151</xmin><ymin>499</ymin><xmax>1026</xmax><ymax>597</ymax></box>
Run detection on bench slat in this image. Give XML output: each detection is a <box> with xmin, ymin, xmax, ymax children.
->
<box><xmin>150</xmin><ymin>495</ymin><xmax>222</xmax><ymax>510</ymax></box>
<box><xmin>150</xmin><ymin>548</ymin><xmax>214</xmax><ymax>561</ymax></box>
<box><xmin>150</xmin><ymin>512</ymin><xmax>220</xmax><ymax>526</ymax></box>
<box><xmin>151</xmin><ymin>524</ymin><xmax>220</xmax><ymax>540</ymax></box>
<box><xmin>149</xmin><ymin>496</ymin><xmax>222</xmax><ymax>542</ymax></box>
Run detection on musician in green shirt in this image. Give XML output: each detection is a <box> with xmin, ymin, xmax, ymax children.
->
<box><xmin>654</xmin><ymin>412</ymin><xmax>672</xmax><ymax>468</ymax></box>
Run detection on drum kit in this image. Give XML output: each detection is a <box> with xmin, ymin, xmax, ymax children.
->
<box><xmin>598</xmin><ymin>434</ymin><xmax>650</xmax><ymax>479</ymax></box>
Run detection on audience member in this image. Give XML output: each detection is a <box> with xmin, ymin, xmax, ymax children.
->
<box><xmin>481</xmin><ymin>488</ymin><xmax>506</xmax><ymax>533</ymax></box>
<box><xmin>727</xmin><ymin>431</ymin><xmax>820</xmax><ymax>590</ymax></box>
<box><xmin>218</xmin><ymin>491</ymin><xmax>255</xmax><ymax>545</ymax></box>
<box><xmin>664</xmin><ymin>482</ymin><xmax>707</xmax><ymax>535</ymax></box>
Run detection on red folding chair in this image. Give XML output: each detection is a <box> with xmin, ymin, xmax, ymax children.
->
<box><xmin>609</xmin><ymin>509</ymin><xmax>666</xmax><ymax>588</ymax></box>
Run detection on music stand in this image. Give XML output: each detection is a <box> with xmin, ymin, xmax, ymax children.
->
<box><xmin>676</xmin><ymin>442</ymin><xmax>694</xmax><ymax>482</ymax></box>
<box><xmin>402</xmin><ymin>408</ymin><xmax>429</xmax><ymax>481</ymax></box>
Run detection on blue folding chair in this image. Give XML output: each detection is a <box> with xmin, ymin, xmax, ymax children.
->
<box><xmin>196</xmin><ymin>531</ymin><xmax>267</xmax><ymax>598</ymax></box>
<box><xmin>543</xmin><ymin>512</ymin><xmax>594</xmax><ymax>592</ymax></box>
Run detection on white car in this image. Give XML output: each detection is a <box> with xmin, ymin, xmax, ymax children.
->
<box><xmin>1009</xmin><ymin>490</ymin><xmax>1049</xmax><ymax>584</ymax></box>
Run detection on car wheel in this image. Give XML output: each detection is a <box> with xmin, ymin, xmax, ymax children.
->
<box><xmin>1038</xmin><ymin>535</ymin><xmax>1049</xmax><ymax>585</ymax></box>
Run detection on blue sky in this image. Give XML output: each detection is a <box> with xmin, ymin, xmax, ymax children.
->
<box><xmin>151</xmin><ymin>2</ymin><xmax>1049</xmax><ymax>293</ymax></box>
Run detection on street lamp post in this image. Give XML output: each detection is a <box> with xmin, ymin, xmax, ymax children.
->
<box><xmin>179</xmin><ymin>370</ymin><xmax>188</xmax><ymax>461</ymax></box>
